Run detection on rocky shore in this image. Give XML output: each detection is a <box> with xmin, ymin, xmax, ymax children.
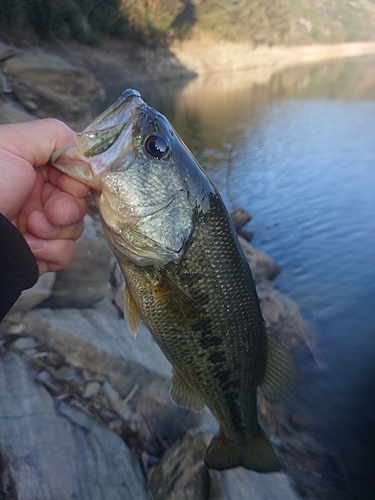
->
<box><xmin>0</xmin><ymin>40</ymin><xmax>351</xmax><ymax>499</ymax></box>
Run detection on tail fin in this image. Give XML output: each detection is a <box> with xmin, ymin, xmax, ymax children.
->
<box><xmin>204</xmin><ymin>429</ymin><xmax>280</xmax><ymax>472</ymax></box>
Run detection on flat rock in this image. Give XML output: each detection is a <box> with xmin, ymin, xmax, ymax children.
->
<box><xmin>0</xmin><ymin>352</ymin><xmax>150</xmax><ymax>499</ymax></box>
<box><xmin>22</xmin><ymin>307</ymin><xmax>204</xmax><ymax>442</ymax></box>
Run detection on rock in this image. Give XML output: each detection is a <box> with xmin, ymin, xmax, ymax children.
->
<box><xmin>210</xmin><ymin>466</ymin><xmax>300</xmax><ymax>500</ymax></box>
<box><xmin>0</xmin><ymin>42</ymin><xmax>20</xmax><ymax>61</ymax></box>
<box><xmin>0</xmin><ymin>352</ymin><xmax>150</xmax><ymax>499</ymax></box>
<box><xmin>103</xmin><ymin>381</ymin><xmax>136</xmax><ymax>421</ymax></box>
<box><xmin>0</xmin><ymin>71</ymin><xmax>12</xmax><ymax>93</ymax></box>
<box><xmin>22</xmin><ymin>308</ymin><xmax>204</xmax><ymax>443</ymax></box>
<box><xmin>256</xmin><ymin>280</ymin><xmax>307</xmax><ymax>351</ymax></box>
<box><xmin>148</xmin><ymin>433</ymin><xmax>300</xmax><ymax>500</ymax></box>
<box><xmin>0</xmin><ymin>101</ymin><xmax>36</xmax><ymax>124</ymax></box>
<box><xmin>42</xmin><ymin>216</ymin><xmax>115</xmax><ymax>309</ymax></box>
<box><xmin>230</xmin><ymin>208</ymin><xmax>252</xmax><ymax>230</ymax></box>
<box><xmin>36</xmin><ymin>370</ymin><xmax>63</xmax><ymax>393</ymax></box>
<box><xmin>3</xmin><ymin>50</ymin><xmax>104</xmax><ymax>128</ymax></box>
<box><xmin>83</xmin><ymin>381</ymin><xmax>101</xmax><ymax>398</ymax></box>
<box><xmin>239</xmin><ymin>236</ymin><xmax>280</xmax><ymax>281</ymax></box>
<box><xmin>10</xmin><ymin>336</ymin><xmax>38</xmax><ymax>350</ymax></box>
<box><xmin>6</xmin><ymin>272</ymin><xmax>56</xmax><ymax>316</ymax></box>
<box><xmin>148</xmin><ymin>433</ymin><xmax>211</xmax><ymax>500</ymax></box>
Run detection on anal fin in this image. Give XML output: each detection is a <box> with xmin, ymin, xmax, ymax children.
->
<box><xmin>169</xmin><ymin>368</ymin><xmax>205</xmax><ymax>412</ymax></box>
<box><xmin>204</xmin><ymin>428</ymin><xmax>280</xmax><ymax>472</ymax></box>
<box><xmin>124</xmin><ymin>286</ymin><xmax>142</xmax><ymax>339</ymax></box>
<box><xmin>259</xmin><ymin>334</ymin><xmax>297</xmax><ymax>404</ymax></box>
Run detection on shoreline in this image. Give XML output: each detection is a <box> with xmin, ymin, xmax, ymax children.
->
<box><xmin>170</xmin><ymin>40</ymin><xmax>375</xmax><ymax>77</ymax></box>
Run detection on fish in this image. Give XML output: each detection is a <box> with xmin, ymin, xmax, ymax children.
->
<box><xmin>51</xmin><ymin>89</ymin><xmax>297</xmax><ymax>472</ymax></box>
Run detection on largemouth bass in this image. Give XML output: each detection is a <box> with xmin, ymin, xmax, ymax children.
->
<box><xmin>51</xmin><ymin>89</ymin><xmax>296</xmax><ymax>472</ymax></box>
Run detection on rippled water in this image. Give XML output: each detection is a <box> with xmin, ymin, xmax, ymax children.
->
<box><xmin>105</xmin><ymin>56</ymin><xmax>375</xmax><ymax>498</ymax></box>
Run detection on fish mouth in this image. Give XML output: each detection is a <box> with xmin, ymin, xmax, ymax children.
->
<box><xmin>50</xmin><ymin>89</ymin><xmax>144</xmax><ymax>188</ymax></box>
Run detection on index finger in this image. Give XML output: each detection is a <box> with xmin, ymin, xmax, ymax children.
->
<box><xmin>0</xmin><ymin>118</ymin><xmax>75</xmax><ymax>167</ymax></box>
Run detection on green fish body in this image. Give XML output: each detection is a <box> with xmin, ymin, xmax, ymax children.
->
<box><xmin>51</xmin><ymin>89</ymin><xmax>296</xmax><ymax>472</ymax></box>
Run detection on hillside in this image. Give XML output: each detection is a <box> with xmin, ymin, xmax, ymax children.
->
<box><xmin>1</xmin><ymin>0</ymin><xmax>375</xmax><ymax>48</ymax></box>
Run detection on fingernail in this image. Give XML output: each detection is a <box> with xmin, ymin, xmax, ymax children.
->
<box><xmin>59</xmin><ymin>201</ymin><xmax>80</xmax><ymax>225</ymax></box>
<box><xmin>27</xmin><ymin>238</ymin><xmax>45</xmax><ymax>251</ymax></box>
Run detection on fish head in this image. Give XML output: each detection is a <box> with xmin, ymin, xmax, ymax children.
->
<box><xmin>51</xmin><ymin>89</ymin><xmax>213</xmax><ymax>267</ymax></box>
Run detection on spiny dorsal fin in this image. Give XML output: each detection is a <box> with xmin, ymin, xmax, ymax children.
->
<box><xmin>204</xmin><ymin>428</ymin><xmax>280</xmax><ymax>472</ymax></box>
<box><xmin>170</xmin><ymin>368</ymin><xmax>205</xmax><ymax>412</ymax></box>
<box><xmin>124</xmin><ymin>286</ymin><xmax>142</xmax><ymax>339</ymax></box>
<box><xmin>259</xmin><ymin>334</ymin><xmax>297</xmax><ymax>404</ymax></box>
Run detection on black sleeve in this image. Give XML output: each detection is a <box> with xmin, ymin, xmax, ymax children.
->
<box><xmin>0</xmin><ymin>213</ymin><xmax>39</xmax><ymax>321</ymax></box>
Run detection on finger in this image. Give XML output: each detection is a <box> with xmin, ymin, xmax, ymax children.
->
<box><xmin>0</xmin><ymin>119</ymin><xmax>75</xmax><ymax>167</ymax></box>
<box><xmin>26</xmin><ymin>210</ymin><xmax>84</xmax><ymax>241</ymax></box>
<box><xmin>44</xmin><ymin>190</ymin><xmax>88</xmax><ymax>227</ymax></box>
<box><xmin>25</xmin><ymin>236</ymin><xmax>78</xmax><ymax>274</ymax></box>
<box><xmin>49</xmin><ymin>166</ymin><xmax>90</xmax><ymax>198</ymax></box>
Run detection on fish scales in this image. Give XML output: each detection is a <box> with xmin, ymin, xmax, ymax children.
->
<box><xmin>119</xmin><ymin>192</ymin><xmax>265</xmax><ymax>441</ymax></box>
<box><xmin>51</xmin><ymin>89</ymin><xmax>297</xmax><ymax>472</ymax></box>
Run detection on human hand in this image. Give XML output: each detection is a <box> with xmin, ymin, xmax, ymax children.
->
<box><xmin>0</xmin><ymin>119</ymin><xmax>89</xmax><ymax>275</ymax></box>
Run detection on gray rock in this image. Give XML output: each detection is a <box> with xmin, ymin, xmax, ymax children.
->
<box><xmin>210</xmin><ymin>466</ymin><xmax>300</xmax><ymax>500</ymax></box>
<box><xmin>3</xmin><ymin>50</ymin><xmax>104</xmax><ymax>128</ymax></box>
<box><xmin>257</xmin><ymin>280</ymin><xmax>307</xmax><ymax>351</ymax></box>
<box><xmin>10</xmin><ymin>336</ymin><xmax>38</xmax><ymax>350</ymax></box>
<box><xmin>239</xmin><ymin>236</ymin><xmax>280</xmax><ymax>280</ymax></box>
<box><xmin>22</xmin><ymin>307</ymin><xmax>204</xmax><ymax>442</ymax></box>
<box><xmin>83</xmin><ymin>381</ymin><xmax>101</xmax><ymax>398</ymax></box>
<box><xmin>0</xmin><ymin>101</ymin><xmax>36</xmax><ymax>124</ymax></box>
<box><xmin>0</xmin><ymin>42</ymin><xmax>20</xmax><ymax>61</ymax></box>
<box><xmin>42</xmin><ymin>216</ymin><xmax>115</xmax><ymax>309</ymax></box>
<box><xmin>0</xmin><ymin>352</ymin><xmax>151</xmax><ymax>500</ymax></box>
<box><xmin>5</xmin><ymin>272</ymin><xmax>56</xmax><ymax>317</ymax></box>
<box><xmin>58</xmin><ymin>402</ymin><xmax>151</xmax><ymax>500</ymax></box>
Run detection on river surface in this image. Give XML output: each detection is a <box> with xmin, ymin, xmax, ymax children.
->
<box><xmin>103</xmin><ymin>56</ymin><xmax>375</xmax><ymax>498</ymax></box>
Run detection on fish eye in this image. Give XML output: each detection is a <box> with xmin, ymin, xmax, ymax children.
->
<box><xmin>145</xmin><ymin>134</ymin><xmax>170</xmax><ymax>160</ymax></box>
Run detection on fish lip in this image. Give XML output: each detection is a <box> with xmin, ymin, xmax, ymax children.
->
<box><xmin>89</xmin><ymin>88</ymin><xmax>144</xmax><ymax>131</ymax></box>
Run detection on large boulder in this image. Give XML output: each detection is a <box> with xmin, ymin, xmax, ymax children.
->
<box><xmin>0</xmin><ymin>352</ymin><xmax>150</xmax><ymax>500</ymax></box>
<box><xmin>3</xmin><ymin>49</ymin><xmax>104</xmax><ymax>128</ymax></box>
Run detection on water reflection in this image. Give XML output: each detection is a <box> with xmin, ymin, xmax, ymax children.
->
<box><xmin>107</xmin><ymin>56</ymin><xmax>375</xmax><ymax>498</ymax></box>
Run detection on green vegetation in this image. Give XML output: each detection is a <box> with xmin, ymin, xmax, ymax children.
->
<box><xmin>1</xmin><ymin>0</ymin><xmax>375</xmax><ymax>47</ymax></box>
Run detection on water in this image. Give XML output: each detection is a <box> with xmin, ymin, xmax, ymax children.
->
<box><xmin>104</xmin><ymin>56</ymin><xmax>375</xmax><ymax>497</ymax></box>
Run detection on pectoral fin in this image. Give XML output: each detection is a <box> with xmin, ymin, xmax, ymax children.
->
<box><xmin>124</xmin><ymin>286</ymin><xmax>142</xmax><ymax>339</ymax></box>
<box><xmin>169</xmin><ymin>368</ymin><xmax>205</xmax><ymax>412</ymax></box>
<box><xmin>259</xmin><ymin>334</ymin><xmax>297</xmax><ymax>404</ymax></box>
<box><xmin>150</xmin><ymin>272</ymin><xmax>201</xmax><ymax>321</ymax></box>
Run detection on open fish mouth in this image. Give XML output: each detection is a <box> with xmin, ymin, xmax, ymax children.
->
<box><xmin>50</xmin><ymin>89</ymin><xmax>144</xmax><ymax>188</ymax></box>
